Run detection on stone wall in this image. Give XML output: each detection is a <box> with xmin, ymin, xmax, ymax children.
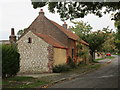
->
<box><xmin>47</xmin><ymin>45</ymin><xmax>54</xmax><ymax>72</ymax></box>
<box><xmin>17</xmin><ymin>31</ymin><xmax>50</xmax><ymax>74</ymax></box>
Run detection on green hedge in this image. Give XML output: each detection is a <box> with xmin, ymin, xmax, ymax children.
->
<box><xmin>53</xmin><ymin>57</ymin><xmax>77</xmax><ymax>73</ymax></box>
<box><xmin>2</xmin><ymin>44</ymin><xmax>20</xmax><ymax>78</ymax></box>
<box><xmin>67</xmin><ymin>56</ymin><xmax>77</xmax><ymax>68</ymax></box>
<box><xmin>53</xmin><ymin>64</ymin><xmax>71</xmax><ymax>73</ymax></box>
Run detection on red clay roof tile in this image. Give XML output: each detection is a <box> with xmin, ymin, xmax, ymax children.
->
<box><xmin>80</xmin><ymin>40</ymin><xmax>89</xmax><ymax>46</ymax></box>
<box><xmin>33</xmin><ymin>33</ymin><xmax>67</xmax><ymax>49</ymax></box>
<box><xmin>50</xmin><ymin>20</ymin><xmax>79</xmax><ymax>40</ymax></box>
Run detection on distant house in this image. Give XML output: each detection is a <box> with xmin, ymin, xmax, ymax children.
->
<box><xmin>0</xmin><ymin>40</ymin><xmax>10</xmax><ymax>45</ymax></box>
<box><xmin>16</xmin><ymin>9</ymin><xmax>89</xmax><ymax>74</ymax></box>
<box><xmin>0</xmin><ymin>28</ymin><xmax>16</xmax><ymax>45</ymax></box>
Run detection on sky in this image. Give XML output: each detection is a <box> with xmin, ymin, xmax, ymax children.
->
<box><xmin>0</xmin><ymin>0</ymin><xmax>116</xmax><ymax>40</ymax></box>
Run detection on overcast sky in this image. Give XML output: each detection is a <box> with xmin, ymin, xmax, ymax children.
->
<box><xmin>0</xmin><ymin>0</ymin><xmax>115</xmax><ymax>40</ymax></box>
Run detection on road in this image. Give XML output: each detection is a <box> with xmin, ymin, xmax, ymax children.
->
<box><xmin>50</xmin><ymin>55</ymin><xmax>119</xmax><ymax>88</ymax></box>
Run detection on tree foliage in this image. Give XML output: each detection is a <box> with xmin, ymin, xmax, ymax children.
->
<box><xmin>71</xmin><ymin>21</ymin><xmax>92</xmax><ymax>37</ymax></box>
<box><xmin>17</xmin><ymin>28</ymin><xmax>27</xmax><ymax>38</ymax></box>
<box><xmin>17</xmin><ymin>30</ymin><xmax>24</xmax><ymax>39</ymax></box>
<box><xmin>71</xmin><ymin>21</ymin><xmax>112</xmax><ymax>60</ymax></box>
<box><xmin>86</xmin><ymin>31</ymin><xmax>107</xmax><ymax>60</ymax></box>
<box><xmin>2</xmin><ymin>44</ymin><xmax>20</xmax><ymax>78</ymax></box>
<box><xmin>31</xmin><ymin>2</ymin><xmax>120</xmax><ymax>21</ymax></box>
<box><xmin>77</xmin><ymin>43</ymin><xmax>90</xmax><ymax>63</ymax></box>
<box><xmin>99</xmin><ymin>32</ymin><xmax>117</xmax><ymax>53</ymax></box>
<box><xmin>114</xmin><ymin>20</ymin><xmax>120</xmax><ymax>54</ymax></box>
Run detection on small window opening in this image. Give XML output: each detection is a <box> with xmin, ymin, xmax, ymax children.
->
<box><xmin>28</xmin><ymin>37</ymin><xmax>32</xmax><ymax>43</ymax></box>
<box><xmin>72</xmin><ymin>48</ymin><xmax>74</xmax><ymax>59</ymax></box>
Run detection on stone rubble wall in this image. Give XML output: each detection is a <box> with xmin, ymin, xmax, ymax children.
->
<box><xmin>17</xmin><ymin>31</ymin><xmax>50</xmax><ymax>74</ymax></box>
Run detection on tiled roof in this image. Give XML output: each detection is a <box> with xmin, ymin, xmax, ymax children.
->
<box><xmin>33</xmin><ymin>33</ymin><xmax>67</xmax><ymax>49</ymax></box>
<box><xmin>50</xmin><ymin>20</ymin><xmax>79</xmax><ymax>40</ymax></box>
<box><xmin>80</xmin><ymin>40</ymin><xmax>89</xmax><ymax>46</ymax></box>
<box><xmin>18</xmin><ymin>10</ymin><xmax>88</xmax><ymax>47</ymax></box>
<box><xmin>0</xmin><ymin>40</ymin><xmax>10</xmax><ymax>44</ymax></box>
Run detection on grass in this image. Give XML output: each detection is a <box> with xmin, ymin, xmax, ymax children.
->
<box><xmin>2</xmin><ymin>76</ymin><xmax>49</xmax><ymax>88</ymax></box>
<box><xmin>62</xmin><ymin>63</ymin><xmax>102</xmax><ymax>75</ymax></box>
<box><xmin>6</xmin><ymin>76</ymin><xmax>33</xmax><ymax>81</ymax></box>
<box><xmin>89</xmin><ymin>64</ymin><xmax>101</xmax><ymax>69</ymax></box>
<box><xmin>106</xmin><ymin>56</ymin><xmax>115</xmax><ymax>59</ymax></box>
<box><xmin>95</xmin><ymin>58</ymin><xmax>104</xmax><ymax>61</ymax></box>
<box><xmin>16</xmin><ymin>80</ymin><xmax>48</xmax><ymax>88</ymax></box>
<box><xmin>95</xmin><ymin>56</ymin><xmax>115</xmax><ymax>61</ymax></box>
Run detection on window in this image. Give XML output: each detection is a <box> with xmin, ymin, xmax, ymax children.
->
<box><xmin>28</xmin><ymin>37</ymin><xmax>32</xmax><ymax>43</ymax></box>
<box><xmin>72</xmin><ymin>48</ymin><xmax>74</xmax><ymax>59</ymax></box>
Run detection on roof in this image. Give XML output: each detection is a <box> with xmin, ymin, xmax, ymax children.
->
<box><xmin>80</xmin><ymin>40</ymin><xmax>89</xmax><ymax>46</ymax></box>
<box><xmin>50</xmin><ymin>20</ymin><xmax>79</xmax><ymax>40</ymax></box>
<box><xmin>0</xmin><ymin>40</ymin><xmax>10</xmax><ymax>44</ymax></box>
<box><xmin>19</xmin><ymin>12</ymin><xmax>79</xmax><ymax>41</ymax></box>
<box><xmin>18</xmin><ymin>10</ymin><xmax>88</xmax><ymax>46</ymax></box>
<box><xmin>33</xmin><ymin>33</ymin><xmax>67</xmax><ymax>49</ymax></box>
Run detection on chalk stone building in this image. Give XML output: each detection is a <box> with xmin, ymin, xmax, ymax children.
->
<box><xmin>17</xmin><ymin>9</ymin><xmax>89</xmax><ymax>74</ymax></box>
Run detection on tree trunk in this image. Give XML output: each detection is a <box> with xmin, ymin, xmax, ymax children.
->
<box><xmin>90</xmin><ymin>51</ymin><xmax>95</xmax><ymax>61</ymax></box>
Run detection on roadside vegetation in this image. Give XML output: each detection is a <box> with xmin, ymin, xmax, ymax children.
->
<box><xmin>2</xmin><ymin>44</ymin><xmax>20</xmax><ymax>78</ymax></box>
<box><xmin>2</xmin><ymin>63</ymin><xmax>102</xmax><ymax>88</ymax></box>
<box><xmin>95</xmin><ymin>56</ymin><xmax>115</xmax><ymax>61</ymax></box>
<box><xmin>2</xmin><ymin>76</ymin><xmax>49</xmax><ymax>88</ymax></box>
<box><xmin>1</xmin><ymin>44</ymin><xmax>49</xmax><ymax>88</ymax></box>
<box><xmin>53</xmin><ymin>56</ymin><xmax>102</xmax><ymax>73</ymax></box>
<box><xmin>53</xmin><ymin>56</ymin><xmax>77</xmax><ymax>73</ymax></box>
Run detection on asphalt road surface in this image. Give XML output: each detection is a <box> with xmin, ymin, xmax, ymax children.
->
<box><xmin>50</xmin><ymin>55</ymin><xmax>119</xmax><ymax>88</ymax></box>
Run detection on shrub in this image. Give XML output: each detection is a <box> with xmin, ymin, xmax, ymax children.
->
<box><xmin>53</xmin><ymin>64</ymin><xmax>70</xmax><ymax>73</ymax></box>
<box><xmin>2</xmin><ymin>44</ymin><xmax>20</xmax><ymax>78</ymax></box>
<box><xmin>77</xmin><ymin>61</ymin><xmax>86</xmax><ymax>66</ymax></box>
<box><xmin>53</xmin><ymin>57</ymin><xmax>77</xmax><ymax>73</ymax></box>
<box><xmin>67</xmin><ymin>56</ymin><xmax>77</xmax><ymax>68</ymax></box>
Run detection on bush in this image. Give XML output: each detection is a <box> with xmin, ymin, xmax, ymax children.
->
<box><xmin>53</xmin><ymin>57</ymin><xmax>77</xmax><ymax>73</ymax></box>
<box><xmin>67</xmin><ymin>56</ymin><xmax>77</xmax><ymax>68</ymax></box>
<box><xmin>77</xmin><ymin>61</ymin><xmax>86</xmax><ymax>66</ymax></box>
<box><xmin>53</xmin><ymin>64</ymin><xmax>70</xmax><ymax>73</ymax></box>
<box><xmin>2</xmin><ymin>44</ymin><xmax>20</xmax><ymax>78</ymax></box>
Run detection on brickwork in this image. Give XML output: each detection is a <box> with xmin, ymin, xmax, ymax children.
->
<box><xmin>67</xmin><ymin>39</ymin><xmax>77</xmax><ymax>60</ymax></box>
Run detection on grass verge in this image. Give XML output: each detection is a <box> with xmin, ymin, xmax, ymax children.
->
<box><xmin>95</xmin><ymin>56</ymin><xmax>115</xmax><ymax>61</ymax></box>
<box><xmin>2</xmin><ymin>76</ymin><xmax>49</xmax><ymax>88</ymax></box>
<box><xmin>62</xmin><ymin>63</ymin><xmax>102</xmax><ymax>75</ymax></box>
<box><xmin>106</xmin><ymin>56</ymin><xmax>115</xmax><ymax>59</ymax></box>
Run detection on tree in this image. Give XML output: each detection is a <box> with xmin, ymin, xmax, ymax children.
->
<box><xmin>71</xmin><ymin>21</ymin><xmax>109</xmax><ymax>60</ymax></box>
<box><xmin>77</xmin><ymin>43</ymin><xmax>90</xmax><ymax>64</ymax></box>
<box><xmin>2</xmin><ymin>44</ymin><xmax>20</xmax><ymax>78</ymax></box>
<box><xmin>17</xmin><ymin>30</ymin><xmax>24</xmax><ymax>38</ymax></box>
<box><xmin>71</xmin><ymin>21</ymin><xmax>92</xmax><ymax>37</ymax></box>
<box><xmin>114</xmin><ymin>18</ymin><xmax>120</xmax><ymax>54</ymax></box>
<box><xmin>17</xmin><ymin>28</ymin><xmax>27</xmax><ymax>38</ymax></box>
<box><xmin>31</xmin><ymin>2</ymin><xmax>120</xmax><ymax>21</ymax></box>
<box><xmin>100</xmin><ymin>33</ymin><xmax>117</xmax><ymax>53</ymax></box>
<box><xmin>87</xmin><ymin>31</ymin><xmax>108</xmax><ymax>60</ymax></box>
